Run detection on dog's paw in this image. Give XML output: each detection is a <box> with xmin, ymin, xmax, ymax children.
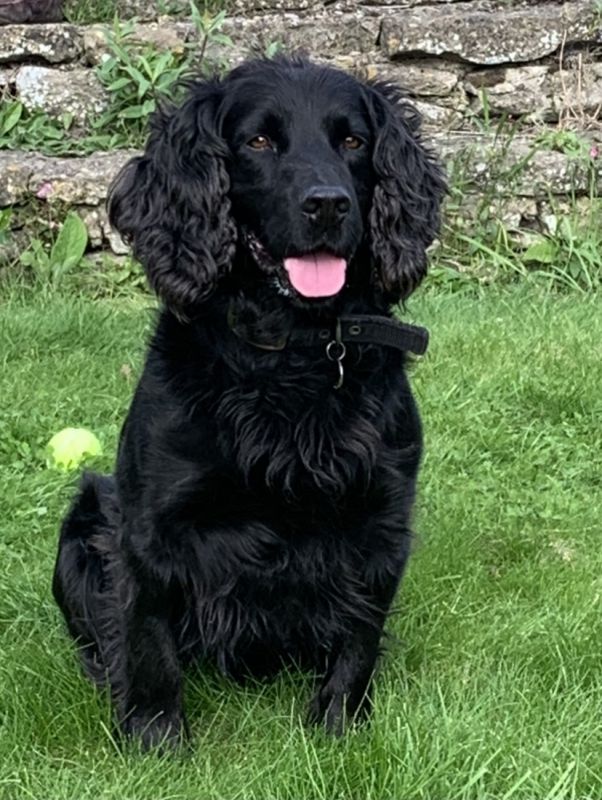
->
<box><xmin>307</xmin><ymin>684</ymin><xmax>370</xmax><ymax>737</ymax></box>
<box><xmin>308</xmin><ymin>687</ymin><xmax>347</xmax><ymax>736</ymax></box>
<box><xmin>120</xmin><ymin>707</ymin><xmax>187</xmax><ymax>751</ymax></box>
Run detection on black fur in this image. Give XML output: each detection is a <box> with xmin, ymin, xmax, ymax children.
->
<box><xmin>53</xmin><ymin>56</ymin><xmax>445</xmax><ymax>748</ymax></box>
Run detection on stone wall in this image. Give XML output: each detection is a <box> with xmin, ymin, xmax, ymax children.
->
<box><xmin>1</xmin><ymin>0</ymin><xmax>601</xmax><ymax>259</ymax></box>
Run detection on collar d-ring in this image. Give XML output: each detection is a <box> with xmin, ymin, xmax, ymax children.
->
<box><xmin>326</xmin><ymin>319</ymin><xmax>346</xmax><ymax>389</ymax></box>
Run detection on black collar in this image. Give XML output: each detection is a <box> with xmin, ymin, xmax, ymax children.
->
<box><xmin>287</xmin><ymin>315</ymin><xmax>429</xmax><ymax>356</ymax></box>
<box><xmin>227</xmin><ymin>302</ymin><xmax>429</xmax><ymax>388</ymax></box>
<box><xmin>227</xmin><ymin>302</ymin><xmax>428</xmax><ymax>355</ymax></box>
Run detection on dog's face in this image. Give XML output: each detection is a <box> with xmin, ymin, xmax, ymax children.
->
<box><xmin>221</xmin><ymin>65</ymin><xmax>374</xmax><ymax>300</ymax></box>
<box><xmin>108</xmin><ymin>57</ymin><xmax>445</xmax><ymax>310</ymax></box>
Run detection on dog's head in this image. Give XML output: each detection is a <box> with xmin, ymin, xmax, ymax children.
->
<box><xmin>108</xmin><ymin>56</ymin><xmax>446</xmax><ymax>310</ymax></box>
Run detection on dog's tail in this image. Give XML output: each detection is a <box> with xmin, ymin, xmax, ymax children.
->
<box><xmin>52</xmin><ymin>472</ymin><xmax>119</xmax><ymax>685</ymax></box>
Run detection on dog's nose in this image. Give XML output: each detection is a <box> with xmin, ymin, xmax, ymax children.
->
<box><xmin>301</xmin><ymin>186</ymin><xmax>351</xmax><ymax>226</ymax></box>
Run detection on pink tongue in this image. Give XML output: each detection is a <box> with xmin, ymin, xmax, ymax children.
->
<box><xmin>283</xmin><ymin>253</ymin><xmax>347</xmax><ymax>297</ymax></box>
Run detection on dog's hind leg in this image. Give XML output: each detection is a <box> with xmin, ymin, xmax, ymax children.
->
<box><xmin>52</xmin><ymin>472</ymin><xmax>119</xmax><ymax>685</ymax></box>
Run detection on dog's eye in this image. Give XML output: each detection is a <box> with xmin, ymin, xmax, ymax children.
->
<box><xmin>343</xmin><ymin>135</ymin><xmax>364</xmax><ymax>150</ymax></box>
<box><xmin>248</xmin><ymin>135</ymin><xmax>272</xmax><ymax>151</ymax></box>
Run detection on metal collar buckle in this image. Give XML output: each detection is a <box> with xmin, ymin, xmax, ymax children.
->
<box><xmin>325</xmin><ymin>319</ymin><xmax>346</xmax><ymax>390</ymax></box>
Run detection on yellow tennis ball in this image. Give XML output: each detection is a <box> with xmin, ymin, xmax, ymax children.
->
<box><xmin>46</xmin><ymin>427</ymin><xmax>102</xmax><ymax>470</ymax></box>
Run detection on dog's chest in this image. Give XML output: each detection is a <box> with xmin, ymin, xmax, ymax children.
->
<box><xmin>213</xmin><ymin>366</ymin><xmax>392</xmax><ymax>496</ymax></box>
<box><xmin>180</xmin><ymin>519</ymin><xmax>377</xmax><ymax>672</ymax></box>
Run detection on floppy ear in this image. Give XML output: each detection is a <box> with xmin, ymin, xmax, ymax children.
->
<box><xmin>107</xmin><ymin>79</ymin><xmax>236</xmax><ymax>309</ymax></box>
<box><xmin>366</xmin><ymin>82</ymin><xmax>446</xmax><ymax>300</ymax></box>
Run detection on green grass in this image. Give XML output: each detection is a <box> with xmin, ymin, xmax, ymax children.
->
<box><xmin>63</xmin><ymin>0</ymin><xmax>118</xmax><ymax>24</ymax></box>
<box><xmin>0</xmin><ymin>285</ymin><xmax>601</xmax><ymax>799</ymax></box>
<box><xmin>62</xmin><ymin>0</ymin><xmax>229</xmax><ymax>24</ymax></box>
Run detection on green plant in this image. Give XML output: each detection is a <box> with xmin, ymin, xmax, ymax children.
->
<box><xmin>155</xmin><ymin>0</ymin><xmax>232</xmax><ymax>15</ymax></box>
<box><xmin>0</xmin><ymin>94</ymin><xmax>126</xmax><ymax>156</ymax></box>
<box><xmin>90</xmin><ymin>5</ymin><xmax>232</xmax><ymax>147</ymax></box>
<box><xmin>433</xmin><ymin>120</ymin><xmax>602</xmax><ymax>291</ymax></box>
<box><xmin>20</xmin><ymin>212</ymin><xmax>88</xmax><ymax>288</ymax></box>
<box><xmin>1</xmin><ymin>200</ymin><xmax>146</xmax><ymax>300</ymax></box>
<box><xmin>466</xmin><ymin>87</ymin><xmax>530</xmax><ymax>137</ymax></box>
<box><xmin>436</xmin><ymin>221</ymin><xmax>528</xmax><ymax>287</ymax></box>
<box><xmin>0</xmin><ymin>3</ymin><xmax>232</xmax><ymax>155</ymax></box>
<box><xmin>0</xmin><ymin>99</ymin><xmax>79</xmax><ymax>155</ymax></box>
<box><xmin>191</xmin><ymin>5</ymin><xmax>232</xmax><ymax>72</ymax></box>
<box><xmin>156</xmin><ymin>0</ymin><xmax>186</xmax><ymax>14</ymax></box>
<box><xmin>0</xmin><ymin>99</ymin><xmax>23</xmax><ymax>139</ymax></box>
<box><xmin>521</xmin><ymin>206</ymin><xmax>602</xmax><ymax>291</ymax></box>
<box><xmin>75</xmin><ymin>253</ymin><xmax>148</xmax><ymax>298</ymax></box>
<box><xmin>434</xmin><ymin>148</ymin><xmax>527</xmax><ymax>287</ymax></box>
<box><xmin>535</xmin><ymin>129</ymin><xmax>593</xmax><ymax>158</ymax></box>
<box><xmin>0</xmin><ymin>208</ymin><xmax>12</xmax><ymax>249</ymax></box>
<box><xmin>479</xmin><ymin>87</ymin><xmax>491</xmax><ymax>129</ymax></box>
<box><xmin>264</xmin><ymin>40</ymin><xmax>283</xmax><ymax>59</ymax></box>
<box><xmin>93</xmin><ymin>19</ymin><xmax>191</xmax><ymax>146</ymax></box>
<box><xmin>63</xmin><ymin>0</ymin><xmax>118</xmax><ymax>23</ymax></box>
<box><xmin>424</xmin><ymin>262</ymin><xmax>478</xmax><ymax>293</ymax></box>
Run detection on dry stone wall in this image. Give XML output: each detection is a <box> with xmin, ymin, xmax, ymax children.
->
<box><xmin>1</xmin><ymin>0</ymin><xmax>601</xmax><ymax>258</ymax></box>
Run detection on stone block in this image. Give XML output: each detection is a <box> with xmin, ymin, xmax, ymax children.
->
<box><xmin>381</xmin><ymin>1</ymin><xmax>602</xmax><ymax>66</ymax></box>
<box><xmin>327</xmin><ymin>51</ymin><xmax>464</xmax><ymax>95</ymax></box>
<box><xmin>107</xmin><ymin>227</ymin><xmax>129</xmax><ymax>255</ymax></box>
<box><xmin>550</xmin><ymin>62</ymin><xmax>602</xmax><ymax>121</ymax></box>
<box><xmin>78</xmin><ymin>204</ymin><xmax>128</xmax><ymax>251</ymax></box>
<box><xmin>0</xmin><ymin>23</ymin><xmax>81</xmax><ymax>64</ymax></box>
<box><xmin>229</xmin><ymin>0</ymin><xmax>322</xmax><ymax>9</ymax></box>
<box><xmin>0</xmin><ymin>64</ymin><xmax>16</xmax><ymax>87</ymax></box>
<box><xmin>466</xmin><ymin>65</ymin><xmax>554</xmax><ymax>121</ymax></box>
<box><xmin>221</xmin><ymin>9</ymin><xmax>380</xmax><ymax>55</ymax></box>
<box><xmin>361</xmin><ymin>0</ymin><xmax>466</xmax><ymax>4</ymax></box>
<box><xmin>432</xmin><ymin>131</ymin><xmax>602</xmax><ymax>196</ymax></box>
<box><xmin>413</xmin><ymin>98</ymin><xmax>463</xmax><ymax>128</ymax></box>
<box><xmin>536</xmin><ymin>195</ymin><xmax>598</xmax><ymax>235</ymax></box>
<box><xmin>387</xmin><ymin>59</ymin><xmax>463</xmax><ymax>97</ymax></box>
<box><xmin>4</xmin><ymin>130</ymin><xmax>600</xmax><ymax>217</ymax></box>
<box><xmin>78</xmin><ymin>205</ymin><xmax>104</xmax><ymax>248</ymax></box>
<box><xmin>0</xmin><ymin>149</ymin><xmax>137</xmax><ymax>206</ymax></box>
<box><xmin>15</xmin><ymin>66</ymin><xmax>108</xmax><ymax>123</ymax></box>
<box><xmin>83</xmin><ymin>20</ymin><xmax>191</xmax><ymax>66</ymax></box>
<box><xmin>447</xmin><ymin>192</ymin><xmax>539</xmax><ymax>232</ymax></box>
<box><xmin>465</xmin><ymin>61</ymin><xmax>602</xmax><ymax>123</ymax></box>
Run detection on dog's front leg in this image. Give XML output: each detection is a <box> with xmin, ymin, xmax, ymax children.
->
<box><xmin>308</xmin><ymin>532</ymin><xmax>409</xmax><ymax>735</ymax></box>
<box><xmin>116</xmin><ymin>565</ymin><xmax>186</xmax><ymax>749</ymax></box>
<box><xmin>308</xmin><ymin>615</ymin><xmax>386</xmax><ymax>736</ymax></box>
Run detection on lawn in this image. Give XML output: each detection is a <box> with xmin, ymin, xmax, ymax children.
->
<box><xmin>0</xmin><ymin>284</ymin><xmax>601</xmax><ymax>799</ymax></box>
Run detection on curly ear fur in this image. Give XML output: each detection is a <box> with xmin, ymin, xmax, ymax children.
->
<box><xmin>366</xmin><ymin>82</ymin><xmax>446</xmax><ymax>301</ymax></box>
<box><xmin>107</xmin><ymin>80</ymin><xmax>236</xmax><ymax>309</ymax></box>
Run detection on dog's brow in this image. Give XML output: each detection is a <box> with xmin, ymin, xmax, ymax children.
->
<box><xmin>327</xmin><ymin>111</ymin><xmax>371</xmax><ymax>139</ymax></box>
<box><xmin>227</xmin><ymin>99</ymin><xmax>286</xmax><ymax>140</ymax></box>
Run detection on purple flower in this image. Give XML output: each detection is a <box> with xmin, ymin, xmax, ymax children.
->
<box><xmin>35</xmin><ymin>181</ymin><xmax>54</xmax><ymax>199</ymax></box>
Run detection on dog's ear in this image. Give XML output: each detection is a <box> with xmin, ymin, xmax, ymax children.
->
<box><xmin>365</xmin><ymin>82</ymin><xmax>446</xmax><ymax>301</ymax></box>
<box><xmin>107</xmin><ymin>80</ymin><xmax>236</xmax><ymax>309</ymax></box>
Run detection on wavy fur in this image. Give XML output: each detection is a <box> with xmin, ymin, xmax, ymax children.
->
<box><xmin>107</xmin><ymin>82</ymin><xmax>237</xmax><ymax>308</ymax></box>
<box><xmin>367</xmin><ymin>81</ymin><xmax>446</xmax><ymax>299</ymax></box>
<box><xmin>53</xmin><ymin>56</ymin><xmax>445</xmax><ymax>748</ymax></box>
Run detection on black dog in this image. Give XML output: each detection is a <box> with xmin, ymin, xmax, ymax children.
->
<box><xmin>53</xmin><ymin>56</ymin><xmax>445</xmax><ymax>748</ymax></box>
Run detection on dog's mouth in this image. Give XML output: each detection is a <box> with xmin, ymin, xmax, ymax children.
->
<box><xmin>242</xmin><ymin>231</ymin><xmax>348</xmax><ymax>299</ymax></box>
<box><xmin>283</xmin><ymin>254</ymin><xmax>347</xmax><ymax>298</ymax></box>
